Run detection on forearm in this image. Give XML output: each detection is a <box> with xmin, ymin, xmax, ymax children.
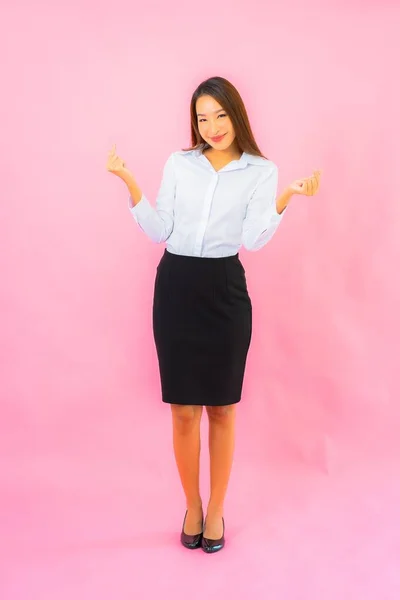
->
<box><xmin>276</xmin><ymin>187</ymin><xmax>294</xmax><ymax>214</ymax></box>
<box><xmin>121</xmin><ymin>171</ymin><xmax>143</xmax><ymax>206</ymax></box>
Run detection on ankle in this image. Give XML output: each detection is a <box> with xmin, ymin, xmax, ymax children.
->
<box><xmin>206</xmin><ymin>503</ymin><xmax>224</xmax><ymax>518</ymax></box>
<box><xmin>187</xmin><ymin>499</ymin><xmax>203</xmax><ymax>512</ymax></box>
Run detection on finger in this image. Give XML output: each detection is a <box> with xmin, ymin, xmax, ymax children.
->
<box><xmin>312</xmin><ymin>181</ymin><xmax>317</xmax><ymax>195</ymax></box>
<box><xmin>309</xmin><ymin>177</ymin><xmax>316</xmax><ymax>194</ymax></box>
<box><xmin>303</xmin><ymin>176</ymin><xmax>314</xmax><ymax>191</ymax></box>
<box><xmin>312</xmin><ymin>177</ymin><xmax>318</xmax><ymax>194</ymax></box>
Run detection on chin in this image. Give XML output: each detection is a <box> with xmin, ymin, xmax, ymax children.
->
<box><xmin>210</xmin><ymin>137</ymin><xmax>235</xmax><ymax>151</ymax></box>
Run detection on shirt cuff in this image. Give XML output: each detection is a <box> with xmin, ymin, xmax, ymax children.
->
<box><xmin>128</xmin><ymin>194</ymin><xmax>153</xmax><ymax>223</ymax></box>
<box><xmin>270</xmin><ymin>201</ymin><xmax>286</xmax><ymax>222</ymax></box>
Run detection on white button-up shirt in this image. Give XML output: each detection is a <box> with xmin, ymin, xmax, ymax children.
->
<box><xmin>129</xmin><ymin>147</ymin><xmax>285</xmax><ymax>258</ymax></box>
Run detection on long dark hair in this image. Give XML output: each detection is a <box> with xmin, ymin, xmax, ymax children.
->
<box><xmin>183</xmin><ymin>76</ymin><xmax>267</xmax><ymax>158</ymax></box>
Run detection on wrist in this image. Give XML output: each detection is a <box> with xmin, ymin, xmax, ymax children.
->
<box><xmin>120</xmin><ymin>169</ymin><xmax>135</xmax><ymax>185</ymax></box>
<box><xmin>276</xmin><ymin>187</ymin><xmax>293</xmax><ymax>214</ymax></box>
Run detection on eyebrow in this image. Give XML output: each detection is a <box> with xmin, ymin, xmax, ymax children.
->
<box><xmin>197</xmin><ymin>108</ymin><xmax>225</xmax><ymax>117</ymax></box>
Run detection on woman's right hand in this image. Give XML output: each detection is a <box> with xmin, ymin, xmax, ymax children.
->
<box><xmin>106</xmin><ymin>144</ymin><xmax>132</xmax><ymax>181</ymax></box>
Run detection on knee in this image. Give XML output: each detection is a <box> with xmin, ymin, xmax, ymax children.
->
<box><xmin>171</xmin><ymin>405</ymin><xmax>202</xmax><ymax>433</ymax></box>
<box><xmin>206</xmin><ymin>405</ymin><xmax>236</xmax><ymax>425</ymax></box>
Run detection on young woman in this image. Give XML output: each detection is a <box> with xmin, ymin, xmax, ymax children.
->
<box><xmin>107</xmin><ymin>76</ymin><xmax>321</xmax><ymax>554</ymax></box>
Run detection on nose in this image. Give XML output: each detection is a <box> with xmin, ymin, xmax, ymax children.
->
<box><xmin>210</xmin><ymin>126</ymin><xmax>220</xmax><ymax>136</ymax></box>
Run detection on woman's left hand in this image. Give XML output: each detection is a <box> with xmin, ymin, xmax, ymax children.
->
<box><xmin>288</xmin><ymin>170</ymin><xmax>322</xmax><ymax>196</ymax></box>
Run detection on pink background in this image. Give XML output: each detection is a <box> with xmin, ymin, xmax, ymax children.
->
<box><xmin>1</xmin><ymin>0</ymin><xmax>399</xmax><ymax>598</ymax></box>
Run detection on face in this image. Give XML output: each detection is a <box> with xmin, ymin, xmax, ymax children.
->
<box><xmin>195</xmin><ymin>95</ymin><xmax>236</xmax><ymax>151</ymax></box>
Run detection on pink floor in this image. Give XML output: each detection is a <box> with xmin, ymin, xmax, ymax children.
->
<box><xmin>1</xmin><ymin>411</ymin><xmax>399</xmax><ymax>599</ymax></box>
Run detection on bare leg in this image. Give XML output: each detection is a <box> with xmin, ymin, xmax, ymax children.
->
<box><xmin>205</xmin><ymin>404</ymin><xmax>236</xmax><ymax>539</ymax></box>
<box><xmin>171</xmin><ymin>404</ymin><xmax>203</xmax><ymax>534</ymax></box>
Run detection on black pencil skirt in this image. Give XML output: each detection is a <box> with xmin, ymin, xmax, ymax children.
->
<box><xmin>152</xmin><ymin>250</ymin><xmax>252</xmax><ymax>406</ymax></box>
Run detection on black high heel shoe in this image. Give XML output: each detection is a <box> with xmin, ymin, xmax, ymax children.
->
<box><xmin>202</xmin><ymin>517</ymin><xmax>225</xmax><ymax>554</ymax></box>
<box><xmin>180</xmin><ymin>510</ymin><xmax>203</xmax><ymax>550</ymax></box>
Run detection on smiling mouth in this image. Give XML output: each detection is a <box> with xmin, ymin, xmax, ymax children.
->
<box><xmin>210</xmin><ymin>134</ymin><xmax>226</xmax><ymax>142</ymax></box>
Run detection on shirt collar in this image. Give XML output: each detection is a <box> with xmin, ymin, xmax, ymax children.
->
<box><xmin>191</xmin><ymin>147</ymin><xmax>266</xmax><ymax>171</ymax></box>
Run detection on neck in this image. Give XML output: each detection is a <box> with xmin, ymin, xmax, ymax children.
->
<box><xmin>206</xmin><ymin>142</ymin><xmax>241</xmax><ymax>161</ymax></box>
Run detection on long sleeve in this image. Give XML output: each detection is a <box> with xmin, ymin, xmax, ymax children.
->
<box><xmin>241</xmin><ymin>163</ymin><xmax>284</xmax><ymax>252</ymax></box>
<box><xmin>128</xmin><ymin>153</ymin><xmax>176</xmax><ymax>243</ymax></box>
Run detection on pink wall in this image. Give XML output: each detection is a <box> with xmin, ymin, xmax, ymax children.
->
<box><xmin>1</xmin><ymin>1</ymin><xmax>399</xmax><ymax>598</ymax></box>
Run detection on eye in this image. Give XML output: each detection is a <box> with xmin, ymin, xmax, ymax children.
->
<box><xmin>198</xmin><ymin>113</ymin><xmax>227</xmax><ymax>123</ymax></box>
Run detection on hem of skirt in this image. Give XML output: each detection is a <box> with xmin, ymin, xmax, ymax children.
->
<box><xmin>162</xmin><ymin>398</ymin><xmax>242</xmax><ymax>406</ymax></box>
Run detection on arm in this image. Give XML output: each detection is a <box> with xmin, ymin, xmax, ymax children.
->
<box><xmin>124</xmin><ymin>153</ymin><xmax>176</xmax><ymax>244</ymax></box>
<box><xmin>276</xmin><ymin>187</ymin><xmax>294</xmax><ymax>214</ymax></box>
<box><xmin>242</xmin><ymin>164</ymin><xmax>291</xmax><ymax>252</ymax></box>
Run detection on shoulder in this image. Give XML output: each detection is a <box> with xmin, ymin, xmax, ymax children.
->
<box><xmin>161</xmin><ymin>150</ymin><xmax>189</xmax><ymax>167</ymax></box>
<box><xmin>247</xmin><ymin>155</ymin><xmax>278</xmax><ymax>190</ymax></box>
<box><xmin>244</xmin><ymin>156</ymin><xmax>278</xmax><ymax>190</ymax></box>
<box><xmin>245</xmin><ymin>153</ymin><xmax>278</xmax><ymax>174</ymax></box>
<box><xmin>171</xmin><ymin>148</ymin><xmax>199</xmax><ymax>161</ymax></box>
<box><xmin>163</xmin><ymin>149</ymin><xmax>199</xmax><ymax>172</ymax></box>
<box><xmin>164</xmin><ymin>148</ymin><xmax>197</xmax><ymax>163</ymax></box>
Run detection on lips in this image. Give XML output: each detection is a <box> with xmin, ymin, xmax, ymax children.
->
<box><xmin>210</xmin><ymin>134</ymin><xmax>226</xmax><ymax>143</ymax></box>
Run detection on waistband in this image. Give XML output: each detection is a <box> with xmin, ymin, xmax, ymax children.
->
<box><xmin>163</xmin><ymin>249</ymin><xmax>239</xmax><ymax>263</ymax></box>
